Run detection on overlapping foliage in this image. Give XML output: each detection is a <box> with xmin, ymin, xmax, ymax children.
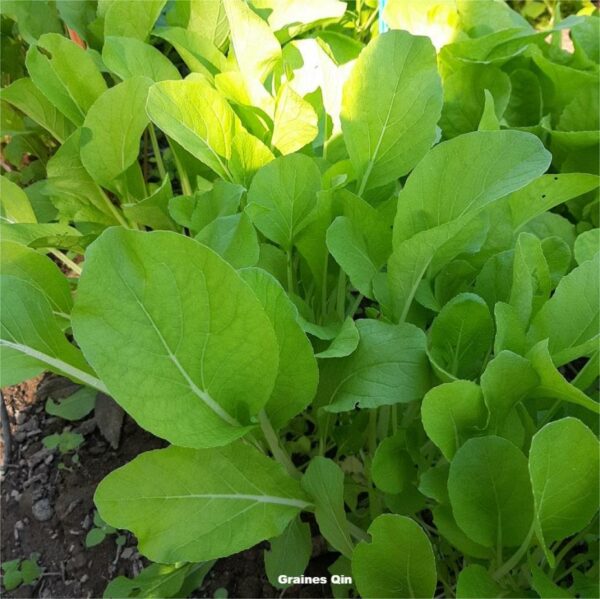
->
<box><xmin>1</xmin><ymin>1</ymin><xmax>599</xmax><ymax>597</ymax></box>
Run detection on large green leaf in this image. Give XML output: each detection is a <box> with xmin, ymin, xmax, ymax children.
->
<box><xmin>387</xmin><ymin>130</ymin><xmax>550</xmax><ymax>321</ymax></box>
<box><xmin>223</xmin><ymin>0</ymin><xmax>281</xmax><ymax>83</ymax></box>
<box><xmin>246</xmin><ymin>154</ymin><xmax>321</xmax><ymax>250</ymax></box>
<box><xmin>393</xmin><ymin>131</ymin><xmax>551</xmax><ymax>246</ymax></box>
<box><xmin>46</xmin><ymin>129</ymin><xmax>121</xmax><ymax>225</ymax></box>
<box><xmin>103</xmin><ymin>0</ymin><xmax>166</xmax><ymax>40</ymax></box>
<box><xmin>341</xmin><ymin>30</ymin><xmax>442</xmax><ymax>194</ymax></box>
<box><xmin>72</xmin><ymin>228</ymin><xmax>280</xmax><ymax>448</ymax></box>
<box><xmin>422</xmin><ymin>380</ymin><xmax>487</xmax><ymax>461</ymax></box>
<box><xmin>25</xmin><ymin>33</ymin><xmax>107</xmax><ymax>126</ymax></box>
<box><xmin>448</xmin><ymin>436</ymin><xmax>534</xmax><ymax>548</ymax></box>
<box><xmin>428</xmin><ymin>293</ymin><xmax>493</xmax><ymax>380</ymax></box>
<box><xmin>264</xmin><ymin>517</ymin><xmax>312</xmax><ymax>589</ymax></box>
<box><xmin>0</xmin><ymin>240</ymin><xmax>72</xmax><ymax>314</ymax></box>
<box><xmin>1</xmin><ymin>175</ymin><xmax>36</xmax><ymax>223</ymax></box>
<box><xmin>102</xmin><ymin>36</ymin><xmax>181</xmax><ymax>82</ymax></box>
<box><xmin>240</xmin><ymin>268</ymin><xmax>318</xmax><ymax>429</ymax></box>
<box><xmin>316</xmin><ymin>319</ymin><xmax>430</xmax><ymax>413</ymax></box>
<box><xmin>147</xmin><ymin>78</ymin><xmax>273</xmax><ymax>184</ymax></box>
<box><xmin>301</xmin><ymin>457</ymin><xmax>353</xmax><ymax>558</ymax></box>
<box><xmin>0</xmin><ymin>78</ymin><xmax>75</xmax><ymax>142</ymax></box>
<box><xmin>481</xmin><ymin>351</ymin><xmax>538</xmax><ymax>434</ymax></box>
<box><xmin>95</xmin><ymin>443</ymin><xmax>309</xmax><ymax>563</ymax></box>
<box><xmin>527</xmin><ymin>254</ymin><xmax>599</xmax><ymax>366</ymax></box>
<box><xmin>80</xmin><ymin>77</ymin><xmax>152</xmax><ymax>190</ymax></box>
<box><xmin>352</xmin><ymin>514</ymin><xmax>437</xmax><ymax>599</ymax></box>
<box><xmin>0</xmin><ymin>276</ymin><xmax>103</xmax><ymax>390</ymax></box>
<box><xmin>271</xmin><ymin>84</ymin><xmax>318</xmax><ymax>155</ymax></box>
<box><xmin>529</xmin><ymin>418</ymin><xmax>599</xmax><ymax>545</ymax></box>
<box><xmin>456</xmin><ymin>565</ymin><xmax>504</xmax><ymax>599</ymax></box>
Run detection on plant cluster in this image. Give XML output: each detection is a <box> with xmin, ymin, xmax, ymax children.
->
<box><xmin>1</xmin><ymin>1</ymin><xmax>599</xmax><ymax>597</ymax></box>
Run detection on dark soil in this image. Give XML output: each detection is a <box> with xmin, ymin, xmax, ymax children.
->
<box><xmin>1</xmin><ymin>376</ymin><xmax>334</xmax><ymax>598</ymax></box>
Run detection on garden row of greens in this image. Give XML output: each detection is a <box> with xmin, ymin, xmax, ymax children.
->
<box><xmin>1</xmin><ymin>1</ymin><xmax>599</xmax><ymax>597</ymax></box>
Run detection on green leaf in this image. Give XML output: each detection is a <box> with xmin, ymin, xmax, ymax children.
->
<box><xmin>153</xmin><ymin>27</ymin><xmax>228</xmax><ymax>77</ymax></box>
<box><xmin>509</xmin><ymin>174</ymin><xmax>600</xmax><ymax>232</ymax></box>
<box><xmin>477</xmin><ymin>90</ymin><xmax>500</xmax><ymax>131</ymax></box>
<box><xmin>185</xmin><ymin>0</ymin><xmax>229</xmax><ymax>49</ymax></box>
<box><xmin>422</xmin><ymin>381</ymin><xmax>487</xmax><ymax>461</ymax></box>
<box><xmin>372</xmin><ymin>432</ymin><xmax>414</xmax><ymax>494</ymax></box>
<box><xmin>43</xmin><ymin>431</ymin><xmax>84</xmax><ymax>452</ymax></box>
<box><xmin>341</xmin><ymin>30</ymin><xmax>442</xmax><ymax>193</ymax></box>
<box><xmin>456</xmin><ymin>564</ymin><xmax>504</xmax><ymax>599</ymax></box>
<box><xmin>509</xmin><ymin>232</ymin><xmax>551</xmax><ymax>327</ymax></box>
<box><xmin>2</xmin><ymin>568</ymin><xmax>23</xmax><ymax>591</ymax></box>
<box><xmin>527</xmin><ymin>340</ymin><xmax>600</xmax><ymax>414</ymax></box>
<box><xmin>315</xmin><ymin>317</ymin><xmax>359</xmax><ymax>359</ymax></box>
<box><xmin>326</xmin><ymin>205</ymin><xmax>392</xmax><ymax>299</ymax></box>
<box><xmin>18</xmin><ymin>558</ymin><xmax>41</xmax><ymax>586</ymax></box>
<box><xmin>393</xmin><ymin>131</ymin><xmax>551</xmax><ymax>247</ymax></box>
<box><xmin>448</xmin><ymin>436</ymin><xmax>534</xmax><ymax>548</ymax></box>
<box><xmin>388</xmin><ymin>131</ymin><xmax>551</xmax><ymax>321</ymax></box>
<box><xmin>246</xmin><ymin>154</ymin><xmax>321</xmax><ymax>250</ymax></box>
<box><xmin>103</xmin><ymin>0</ymin><xmax>166</xmax><ymax>41</ymax></box>
<box><xmin>95</xmin><ymin>443</ymin><xmax>309</xmax><ymax>563</ymax></box>
<box><xmin>271</xmin><ymin>84</ymin><xmax>318</xmax><ymax>155</ymax></box>
<box><xmin>481</xmin><ymin>351</ymin><xmax>539</xmax><ymax>434</ymax></box>
<box><xmin>0</xmin><ymin>240</ymin><xmax>72</xmax><ymax>314</ymax></box>
<box><xmin>574</xmin><ymin>228</ymin><xmax>599</xmax><ymax>265</ymax></box>
<box><xmin>25</xmin><ymin>33</ymin><xmax>107</xmax><ymax>126</ymax></box>
<box><xmin>428</xmin><ymin>293</ymin><xmax>494</xmax><ymax>380</ymax></box>
<box><xmin>196</xmin><ymin>213</ymin><xmax>259</xmax><ymax>269</ymax></box>
<box><xmin>301</xmin><ymin>457</ymin><xmax>354</xmax><ymax>558</ymax></box>
<box><xmin>123</xmin><ymin>177</ymin><xmax>177</xmax><ymax>231</ymax></box>
<box><xmin>72</xmin><ymin>228</ymin><xmax>279</xmax><ymax>448</ymax></box>
<box><xmin>80</xmin><ymin>76</ymin><xmax>152</xmax><ymax>190</ymax></box>
<box><xmin>1</xmin><ymin>175</ymin><xmax>36</xmax><ymax>223</ymax></box>
<box><xmin>103</xmin><ymin>562</ymin><xmax>205</xmax><ymax>599</ymax></box>
<box><xmin>0</xmin><ymin>275</ymin><xmax>103</xmax><ymax>390</ymax></box>
<box><xmin>529</xmin><ymin>418</ymin><xmax>599</xmax><ymax>545</ymax></box>
<box><xmin>85</xmin><ymin>527</ymin><xmax>107</xmax><ymax>548</ymax></box>
<box><xmin>0</xmin><ymin>78</ymin><xmax>75</xmax><ymax>142</ymax></box>
<box><xmin>102</xmin><ymin>36</ymin><xmax>181</xmax><ymax>82</ymax></box>
<box><xmin>264</xmin><ymin>517</ymin><xmax>312</xmax><ymax>589</ymax></box>
<box><xmin>317</xmin><ymin>320</ymin><xmax>430</xmax><ymax>413</ymax></box>
<box><xmin>240</xmin><ymin>268</ymin><xmax>318</xmax><ymax>429</ymax></box>
<box><xmin>529</xmin><ymin>560</ymin><xmax>573</xmax><ymax>599</ymax></box>
<box><xmin>147</xmin><ymin>79</ymin><xmax>273</xmax><ymax>184</ymax></box>
<box><xmin>440</xmin><ymin>64</ymin><xmax>510</xmax><ymax>138</ymax></box>
<box><xmin>527</xmin><ymin>254</ymin><xmax>599</xmax><ymax>366</ymax></box>
<box><xmin>352</xmin><ymin>514</ymin><xmax>437</xmax><ymax>599</ymax></box>
<box><xmin>45</xmin><ymin>129</ymin><xmax>123</xmax><ymax>225</ymax></box>
<box><xmin>223</xmin><ymin>0</ymin><xmax>281</xmax><ymax>83</ymax></box>
<box><xmin>264</xmin><ymin>0</ymin><xmax>346</xmax><ymax>33</ymax></box>
<box><xmin>45</xmin><ymin>386</ymin><xmax>96</xmax><ymax>421</ymax></box>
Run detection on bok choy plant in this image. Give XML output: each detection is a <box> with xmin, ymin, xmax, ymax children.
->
<box><xmin>1</xmin><ymin>0</ymin><xmax>599</xmax><ymax>597</ymax></box>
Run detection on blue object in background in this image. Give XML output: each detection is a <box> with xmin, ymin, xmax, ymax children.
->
<box><xmin>379</xmin><ymin>0</ymin><xmax>389</xmax><ymax>33</ymax></box>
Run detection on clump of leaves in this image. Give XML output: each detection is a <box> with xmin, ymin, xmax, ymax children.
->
<box><xmin>1</xmin><ymin>554</ymin><xmax>42</xmax><ymax>591</ymax></box>
<box><xmin>1</xmin><ymin>0</ymin><xmax>599</xmax><ymax>598</ymax></box>
<box><xmin>85</xmin><ymin>511</ymin><xmax>125</xmax><ymax>549</ymax></box>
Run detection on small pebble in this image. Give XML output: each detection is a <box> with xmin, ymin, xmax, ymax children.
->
<box><xmin>14</xmin><ymin>432</ymin><xmax>26</xmax><ymax>443</ymax></box>
<box><xmin>32</xmin><ymin>498</ymin><xmax>54</xmax><ymax>522</ymax></box>
<box><xmin>10</xmin><ymin>489</ymin><xmax>21</xmax><ymax>501</ymax></box>
<box><xmin>80</xmin><ymin>574</ymin><xmax>89</xmax><ymax>583</ymax></box>
<box><xmin>15</xmin><ymin>411</ymin><xmax>27</xmax><ymax>425</ymax></box>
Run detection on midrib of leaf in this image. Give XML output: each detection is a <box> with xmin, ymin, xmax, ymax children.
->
<box><xmin>0</xmin><ymin>339</ymin><xmax>108</xmax><ymax>393</ymax></box>
<box><xmin>116</xmin><ymin>493</ymin><xmax>310</xmax><ymax>509</ymax></box>
<box><xmin>114</xmin><ymin>264</ymin><xmax>242</xmax><ymax>428</ymax></box>
<box><xmin>357</xmin><ymin>41</ymin><xmax>411</xmax><ymax>196</ymax></box>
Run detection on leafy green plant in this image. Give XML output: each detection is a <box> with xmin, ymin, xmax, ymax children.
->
<box><xmin>1</xmin><ymin>1</ymin><xmax>599</xmax><ymax>598</ymax></box>
<box><xmin>1</xmin><ymin>554</ymin><xmax>42</xmax><ymax>591</ymax></box>
<box><xmin>85</xmin><ymin>510</ymin><xmax>125</xmax><ymax>549</ymax></box>
<box><xmin>42</xmin><ymin>431</ymin><xmax>84</xmax><ymax>454</ymax></box>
